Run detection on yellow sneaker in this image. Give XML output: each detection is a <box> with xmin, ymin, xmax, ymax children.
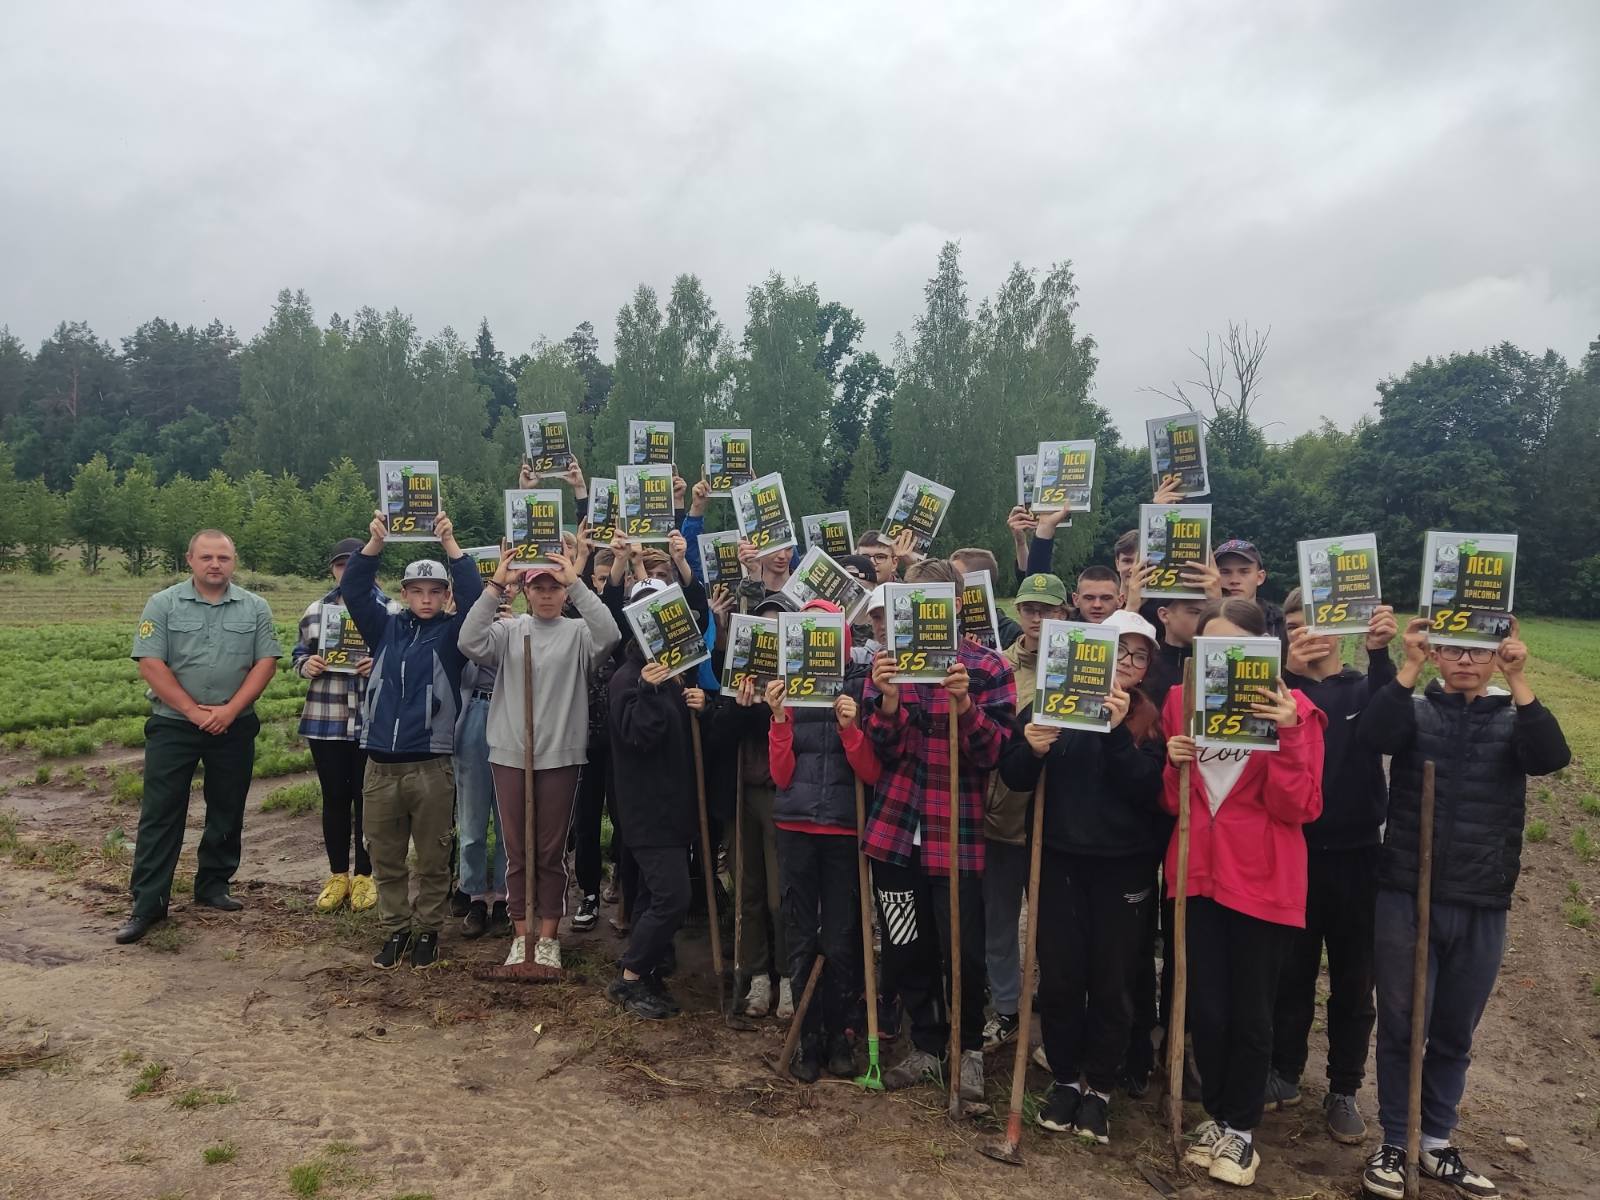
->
<box><xmin>316</xmin><ymin>874</ymin><xmax>351</xmax><ymax>913</ymax></box>
<box><xmin>348</xmin><ymin>874</ymin><xmax>377</xmax><ymax>912</ymax></box>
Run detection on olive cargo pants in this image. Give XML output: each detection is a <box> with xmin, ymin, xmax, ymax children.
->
<box><xmin>363</xmin><ymin>756</ymin><xmax>456</xmax><ymax>936</ymax></box>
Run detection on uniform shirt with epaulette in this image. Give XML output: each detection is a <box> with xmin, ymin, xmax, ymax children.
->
<box><xmin>131</xmin><ymin>581</ymin><xmax>281</xmax><ymax>720</ymax></box>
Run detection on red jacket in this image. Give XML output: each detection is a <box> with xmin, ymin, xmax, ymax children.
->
<box><xmin>1160</xmin><ymin>688</ymin><xmax>1326</xmax><ymax>928</ymax></box>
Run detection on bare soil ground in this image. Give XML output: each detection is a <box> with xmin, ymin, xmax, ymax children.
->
<box><xmin>1</xmin><ymin>749</ymin><xmax>1597</xmax><ymax>1200</ymax></box>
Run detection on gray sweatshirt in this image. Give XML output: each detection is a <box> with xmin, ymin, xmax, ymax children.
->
<box><xmin>458</xmin><ymin>582</ymin><xmax>620</xmax><ymax>771</ymax></box>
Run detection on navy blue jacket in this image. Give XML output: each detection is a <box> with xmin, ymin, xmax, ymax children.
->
<box><xmin>1283</xmin><ymin>649</ymin><xmax>1396</xmax><ymax>852</ymax></box>
<box><xmin>342</xmin><ymin>550</ymin><xmax>484</xmax><ymax>755</ymax></box>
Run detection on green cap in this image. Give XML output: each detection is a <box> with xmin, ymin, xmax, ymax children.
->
<box><xmin>1016</xmin><ymin>573</ymin><xmax>1068</xmax><ymax>607</ymax></box>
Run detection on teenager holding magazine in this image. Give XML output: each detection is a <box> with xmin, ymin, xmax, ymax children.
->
<box><xmin>459</xmin><ymin>547</ymin><xmax>620</xmax><ymax>971</ymax></box>
<box><xmin>1161</xmin><ymin>597</ymin><xmax>1326</xmax><ymax>1188</ymax></box>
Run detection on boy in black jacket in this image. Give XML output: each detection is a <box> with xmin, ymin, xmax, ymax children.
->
<box><xmin>1267</xmin><ymin>593</ymin><xmax>1397</xmax><ymax>1142</ymax></box>
<box><xmin>605</xmin><ymin>593</ymin><xmax>708</xmax><ymax>1021</ymax></box>
<box><xmin>998</xmin><ymin>610</ymin><xmax>1168</xmax><ymax>1146</ymax></box>
<box><xmin>1356</xmin><ymin>617</ymin><xmax>1569</xmax><ymax>1200</ymax></box>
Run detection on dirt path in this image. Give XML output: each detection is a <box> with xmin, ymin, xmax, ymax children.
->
<box><xmin>1</xmin><ymin>751</ymin><xmax>1597</xmax><ymax>1200</ymax></box>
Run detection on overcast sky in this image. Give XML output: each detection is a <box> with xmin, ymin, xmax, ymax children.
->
<box><xmin>3</xmin><ymin>1</ymin><xmax>1596</xmax><ymax>442</ymax></box>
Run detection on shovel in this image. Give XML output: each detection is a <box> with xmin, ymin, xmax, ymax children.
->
<box><xmin>979</xmin><ymin>768</ymin><xmax>1048</xmax><ymax>1164</ymax></box>
<box><xmin>1165</xmin><ymin>659</ymin><xmax>1195</xmax><ymax>1166</ymax></box>
<box><xmin>945</xmin><ymin>703</ymin><xmax>964</xmax><ymax>1120</ymax></box>
<box><xmin>724</xmin><ymin>741</ymin><xmax>758</xmax><ymax>1031</ymax></box>
<box><xmin>689</xmin><ymin>718</ymin><xmax>727</xmax><ymax>1012</ymax></box>
<box><xmin>852</xmin><ymin>778</ymin><xmax>884</xmax><ymax>1091</ymax></box>
<box><xmin>1405</xmin><ymin>761</ymin><xmax>1437</xmax><ymax>1200</ymax></box>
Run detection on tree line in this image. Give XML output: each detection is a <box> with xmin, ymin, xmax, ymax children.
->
<box><xmin>1</xmin><ymin>242</ymin><xmax>1596</xmax><ymax>613</ymax></box>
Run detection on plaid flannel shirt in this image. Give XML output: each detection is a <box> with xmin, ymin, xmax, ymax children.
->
<box><xmin>292</xmin><ymin>586</ymin><xmax>398</xmax><ymax>741</ymax></box>
<box><xmin>862</xmin><ymin>640</ymin><xmax>1015</xmax><ymax>876</ymax></box>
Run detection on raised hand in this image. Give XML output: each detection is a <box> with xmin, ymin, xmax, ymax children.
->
<box><xmin>1024</xmin><ymin>721</ymin><xmax>1060</xmax><ymax>757</ymax></box>
<box><xmin>1104</xmin><ymin>684</ymin><xmax>1131</xmax><ymax>730</ymax></box>
<box><xmin>870</xmin><ymin>650</ymin><xmax>899</xmax><ymax>712</ymax></box>
<box><xmin>1250</xmin><ymin>681</ymin><xmax>1299</xmax><ymax>728</ymax></box>
<box><xmin>834</xmin><ymin>693</ymin><xmax>858</xmax><ymax>729</ymax></box>
<box><xmin>1366</xmin><ymin>604</ymin><xmax>1398</xmax><ymax>651</ymax></box>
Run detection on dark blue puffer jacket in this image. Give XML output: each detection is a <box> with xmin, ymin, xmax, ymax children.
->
<box><xmin>342</xmin><ymin>550</ymin><xmax>484</xmax><ymax>755</ymax></box>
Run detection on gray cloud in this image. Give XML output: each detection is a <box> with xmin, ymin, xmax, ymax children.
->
<box><xmin>2</xmin><ymin>0</ymin><xmax>1596</xmax><ymax>441</ymax></box>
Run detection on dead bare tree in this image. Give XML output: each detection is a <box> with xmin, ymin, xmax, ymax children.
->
<box><xmin>1143</xmin><ymin>320</ymin><xmax>1271</xmax><ymax>426</ymax></box>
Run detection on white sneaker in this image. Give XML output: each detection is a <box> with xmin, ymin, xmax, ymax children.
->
<box><xmin>1031</xmin><ymin>1044</ymin><xmax>1051</xmax><ymax>1072</ymax></box>
<box><xmin>1184</xmin><ymin>1119</ymin><xmax>1226</xmax><ymax>1167</ymax></box>
<box><xmin>775</xmin><ymin>977</ymin><xmax>794</xmax><ymax>1019</ymax></box>
<box><xmin>1420</xmin><ymin>1146</ymin><xmax>1498</xmax><ymax>1198</ymax></box>
<box><xmin>959</xmin><ymin>1049</ymin><xmax>984</xmax><ymax>1102</ymax></box>
<box><xmin>1209</xmin><ymin>1132</ymin><xmax>1259</xmax><ymax>1187</ymax></box>
<box><xmin>533</xmin><ymin>937</ymin><xmax>562</xmax><ymax>970</ymax></box>
<box><xmin>742</xmin><ymin>974</ymin><xmax>772</xmax><ymax>1017</ymax></box>
<box><xmin>504</xmin><ymin>935</ymin><xmax>525</xmax><ymax>967</ymax></box>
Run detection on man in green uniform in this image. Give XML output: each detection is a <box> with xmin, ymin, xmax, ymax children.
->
<box><xmin>117</xmin><ymin>529</ymin><xmax>281</xmax><ymax>944</ymax></box>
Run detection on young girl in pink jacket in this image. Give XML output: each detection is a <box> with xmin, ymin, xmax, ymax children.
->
<box><xmin>1162</xmin><ymin>598</ymin><xmax>1326</xmax><ymax>1188</ymax></box>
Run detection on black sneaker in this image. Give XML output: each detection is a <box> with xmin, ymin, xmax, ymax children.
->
<box><xmin>488</xmin><ymin>900</ymin><xmax>512</xmax><ymax>937</ymax></box>
<box><xmin>644</xmin><ymin>972</ymin><xmax>681</xmax><ymax>1016</ymax></box>
<box><xmin>1362</xmin><ymin>1144</ymin><xmax>1407</xmax><ymax>1200</ymax></box>
<box><xmin>461</xmin><ymin>899</ymin><xmax>488</xmax><ymax>939</ymax></box>
<box><xmin>1037</xmin><ymin>1083</ymin><xmax>1082</xmax><ymax>1133</ymax></box>
<box><xmin>619</xmin><ymin>980</ymin><xmax>669</xmax><ymax>1020</ymax></box>
<box><xmin>410</xmin><ymin>931</ymin><xmax>440</xmax><ymax>970</ymax></box>
<box><xmin>571</xmin><ymin>894</ymin><xmax>599</xmax><ymax>932</ymax></box>
<box><xmin>983</xmin><ymin>1011</ymin><xmax>1020</xmax><ymax>1048</ymax></box>
<box><xmin>605</xmin><ymin>974</ymin><xmax>632</xmax><ymax>1004</ymax></box>
<box><xmin>791</xmin><ymin>1046</ymin><xmax>821</xmax><ymax>1084</ymax></box>
<box><xmin>449</xmin><ymin>888</ymin><xmax>472</xmax><ymax>918</ymax></box>
<box><xmin>1420</xmin><ymin>1146</ymin><xmax>1498</xmax><ymax>1198</ymax></box>
<box><xmin>373</xmin><ymin>929</ymin><xmax>411</xmax><ymax>969</ymax></box>
<box><xmin>825</xmin><ymin>1035</ymin><xmax>855</xmax><ymax>1079</ymax></box>
<box><xmin>1075</xmin><ymin>1090</ymin><xmax>1110</xmax><ymax>1144</ymax></box>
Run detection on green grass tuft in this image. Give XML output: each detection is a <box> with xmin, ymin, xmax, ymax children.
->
<box><xmin>128</xmin><ymin>1061</ymin><xmax>168</xmax><ymax>1098</ymax></box>
<box><xmin>289</xmin><ymin>1161</ymin><xmax>328</xmax><ymax>1197</ymax></box>
<box><xmin>202</xmin><ymin>1142</ymin><xmax>237</xmax><ymax>1165</ymax></box>
<box><xmin>262</xmin><ymin>781</ymin><xmax>320</xmax><ymax>815</ymax></box>
<box><xmin>142</xmin><ymin>925</ymin><xmax>187</xmax><ymax>953</ymax></box>
<box><xmin>1526</xmin><ymin>819</ymin><xmax>1550</xmax><ymax>843</ymax></box>
<box><xmin>1573</xmin><ymin>826</ymin><xmax>1597</xmax><ymax>864</ymax></box>
<box><xmin>172</xmin><ymin>1087</ymin><xmax>236</xmax><ymax>1110</ymax></box>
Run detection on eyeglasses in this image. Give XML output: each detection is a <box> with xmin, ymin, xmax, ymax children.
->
<box><xmin>1436</xmin><ymin>645</ymin><xmax>1493</xmax><ymax>664</ymax></box>
<box><xmin>1117</xmin><ymin>647</ymin><xmax>1151</xmax><ymax>667</ymax></box>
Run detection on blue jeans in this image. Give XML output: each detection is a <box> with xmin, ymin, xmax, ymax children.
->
<box><xmin>983</xmin><ymin>838</ymin><xmax>1027</xmax><ymax>1016</ymax></box>
<box><xmin>1373</xmin><ymin>888</ymin><xmax>1506</xmax><ymax>1145</ymax></box>
<box><xmin>454</xmin><ymin>696</ymin><xmax>505</xmax><ymax>900</ymax></box>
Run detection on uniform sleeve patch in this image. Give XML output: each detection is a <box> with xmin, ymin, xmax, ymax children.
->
<box><xmin>138</xmin><ymin>620</ymin><xmax>155</xmax><ymax>638</ymax></box>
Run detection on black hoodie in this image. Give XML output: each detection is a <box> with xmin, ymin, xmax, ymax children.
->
<box><xmin>608</xmin><ymin>642</ymin><xmax>701</xmax><ymax>848</ymax></box>
<box><xmin>1282</xmin><ymin>648</ymin><xmax>1396</xmax><ymax>853</ymax></box>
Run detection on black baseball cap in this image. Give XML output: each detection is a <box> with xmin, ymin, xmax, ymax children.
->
<box><xmin>329</xmin><ymin>537</ymin><xmax>364</xmax><ymax>565</ymax></box>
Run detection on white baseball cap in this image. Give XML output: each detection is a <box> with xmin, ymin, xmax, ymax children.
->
<box><xmin>1102</xmin><ymin>608</ymin><xmax>1160</xmax><ymax>651</ymax></box>
<box><xmin>629</xmin><ymin>578</ymin><xmax>668</xmax><ymax>602</ymax></box>
<box><xmin>402</xmin><ymin>559</ymin><xmax>448</xmax><ymax>585</ymax></box>
<box><xmin>867</xmin><ymin>584</ymin><xmax>888</xmax><ymax>613</ymax></box>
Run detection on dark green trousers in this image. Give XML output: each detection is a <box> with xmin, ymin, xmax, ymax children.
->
<box><xmin>129</xmin><ymin>713</ymin><xmax>260</xmax><ymax>918</ymax></box>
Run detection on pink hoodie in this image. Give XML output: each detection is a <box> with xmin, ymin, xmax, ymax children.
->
<box><xmin>1159</xmin><ymin>688</ymin><xmax>1326</xmax><ymax>928</ymax></box>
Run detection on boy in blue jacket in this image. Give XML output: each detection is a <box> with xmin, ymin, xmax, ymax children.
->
<box><xmin>343</xmin><ymin>507</ymin><xmax>484</xmax><ymax>971</ymax></box>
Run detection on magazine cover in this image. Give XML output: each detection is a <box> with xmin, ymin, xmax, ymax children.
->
<box><xmin>1137</xmin><ymin>503</ymin><xmax>1213</xmax><ymax>599</ymax></box>
<box><xmin>781</xmin><ymin>546</ymin><xmax>869</xmax><ymax>622</ymax></box>
<box><xmin>378</xmin><ymin>459</ymin><xmax>441</xmax><ymax>541</ymax></box>
<box><xmin>731</xmin><ymin>472</ymin><xmax>797</xmax><ymax>557</ymax></box>
<box><xmin>1146</xmin><ymin>412</ymin><xmax>1209</xmax><ymax>497</ymax></box>
<box><xmin>721</xmin><ymin>613</ymin><xmax>781</xmax><ymax>692</ymax></box>
<box><xmin>587</xmin><ymin>477</ymin><xmax>618</xmax><ymax>543</ymax></box>
<box><xmin>1033</xmin><ymin>439</ymin><xmax>1096</xmax><ymax>513</ymax></box>
<box><xmin>622</xmin><ymin>582</ymin><xmax>709</xmax><ymax>678</ymax></box>
<box><xmin>778</xmin><ymin>609</ymin><xmax>846</xmax><ymax>707</ymax></box>
<box><xmin>617</xmin><ymin>464</ymin><xmax>675</xmax><ymax>542</ymax></box>
<box><xmin>1034</xmin><ymin>619</ymin><xmax>1119</xmax><ymax>731</ymax></box>
<box><xmin>520</xmin><ymin>411</ymin><xmax>574</xmax><ymax>476</ymax></box>
<box><xmin>885</xmin><ymin>581</ymin><xmax>958</xmax><ymax>683</ymax></box>
<box><xmin>959</xmin><ymin>570</ymin><xmax>1001</xmax><ymax>650</ymax></box>
<box><xmin>1015</xmin><ymin>454</ymin><xmax>1038</xmax><ymax>510</ymax></box>
<box><xmin>697</xmin><ymin>529</ymin><xmax>744</xmax><ymax>591</ymax></box>
<box><xmin>881</xmin><ymin>471</ymin><xmax>954</xmax><ymax>554</ymax></box>
<box><xmin>1418</xmin><ymin>531</ymin><xmax>1518</xmax><ymax>649</ymax></box>
<box><xmin>317</xmin><ymin>604</ymin><xmax>372</xmax><ymax>673</ymax></box>
<box><xmin>704</xmin><ymin>427</ymin><xmax>754</xmax><ymax>496</ymax></box>
<box><xmin>1297</xmin><ymin>533</ymin><xmax>1383</xmax><ymax>635</ymax></box>
<box><xmin>464</xmin><ymin>544</ymin><xmax>501</xmax><ymax>584</ymax></box>
<box><xmin>628</xmin><ymin>419</ymin><xmax>676</xmax><ymax>466</ymax></box>
<box><xmin>1195</xmin><ymin>635</ymin><xmax>1282</xmax><ymax>750</ymax></box>
<box><xmin>801</xmin><ymin>510</ymin><xmax>855</xmax><ymax>560</ymax></box>
<box><xmin>504</xmin><ymin>489</ymin><xmax>564</xmax><ymax>572</ymax></box>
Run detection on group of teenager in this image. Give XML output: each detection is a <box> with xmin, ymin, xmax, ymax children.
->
<box><xmin>290</xmin><ymin>459</ymin><xmax>1569</xmax><ymax>1198</ymax></box>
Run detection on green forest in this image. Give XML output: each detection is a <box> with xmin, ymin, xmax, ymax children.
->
<box><xmin>2</xmin><ymin>242</ymin><xmax>1596</xmax><ymax>613</ymax></box>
